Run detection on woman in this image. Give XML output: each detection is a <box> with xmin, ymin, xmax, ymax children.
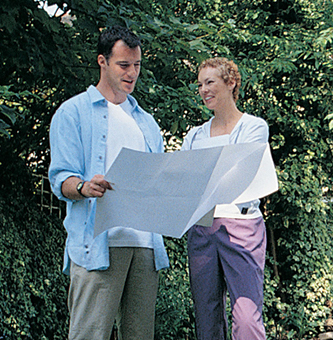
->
<box><xmin>182</xmin><ymin>57</ymin><xmax>268</xmax><ymax>340</ymax></box>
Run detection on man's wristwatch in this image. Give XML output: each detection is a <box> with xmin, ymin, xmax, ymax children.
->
<box><xmin>76</xmin><ymin>181</ymin><xmax>87</xmax><ymax>198</ymax></box>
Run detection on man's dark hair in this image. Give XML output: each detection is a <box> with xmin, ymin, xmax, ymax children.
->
<box><xmin>97</xmin><ymin>25</ymin><xmax>141</xmax><ymax>61</ymax></box>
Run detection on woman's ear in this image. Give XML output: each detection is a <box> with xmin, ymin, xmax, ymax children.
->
<box><xmin>228</xmin><ymin>79</ymin><xmax>236</xmax><ymax>91</ymax></box>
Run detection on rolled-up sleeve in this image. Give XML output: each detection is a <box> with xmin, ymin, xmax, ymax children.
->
<box><xmin>48</xmin><ymin>106</ymin><xmax>85</xmax><ymax>202</ymax></box>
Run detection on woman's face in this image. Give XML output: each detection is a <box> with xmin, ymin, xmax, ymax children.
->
<box><xmin>198</xmin><ymin>67</ymin><xmax>233</xmax><ymax>111</ymax></box>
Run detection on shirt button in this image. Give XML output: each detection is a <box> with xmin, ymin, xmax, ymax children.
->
<box><xmin>99</xmin><ymin>156</ymin><xmax>103</xmax><ymax>160</ymax></box>
<box><xmin>103</xmin><ymin>115</ymin><xmax>107</xmax><ymax>119</ymax></box>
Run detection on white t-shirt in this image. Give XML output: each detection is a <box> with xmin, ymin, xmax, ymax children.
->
<box><xmin>182</xmin><ymin>113</ymin><xmax>269</xmax><ymax>219</ymax></box>
<box><xmin>106</xmin><ymin>99</ymin><xmax>153</xmax><ymax>248</ymax></box>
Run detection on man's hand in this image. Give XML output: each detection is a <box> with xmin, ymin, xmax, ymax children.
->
<box><xmin>62</xmin><ymin>175</ymin><xmax>113</xmax><ymax>200</ymax></box>
<box><xmin>81</xmin><ymin>174</ymin><xmax>113</xmax><ymax>198</ymax></box>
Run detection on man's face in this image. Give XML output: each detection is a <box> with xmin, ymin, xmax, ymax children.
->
<box><xmin>99</xmin><ymin>40</ymin><xmax>141</xmax><ymax>104</ymax></box>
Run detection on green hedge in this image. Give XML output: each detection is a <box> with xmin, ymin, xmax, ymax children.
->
<box><xmin>1</xmin><ymin>197</ymin><xmax>333</xmax><ymax>339</ymax></box>
<box><xmin>155</xmin><ymin>237</ymin><xmax>195</xmax><ymax>340</ymax></box>
<box><xmin>0</xmin><ymin>159</ymin><xmax>332</xmax><ymax>340</ymax></box>
<box><xmin>0</xmin><ymin>200</ymin><xmax>69</xmax><ymax>339</ymax></box>
<box><xmin>0</xmin><ymin>159</ymin><xmax>69</xmax><ymax>339</ymax></box>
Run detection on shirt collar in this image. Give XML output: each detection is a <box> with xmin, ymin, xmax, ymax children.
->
<box><xmin>87</xmin><ymin>85</ymin><xmax>139</xmax><ymax>114</ymax></box>
<box><xmin>87</xmin><ymin>85</ymin><xmax>105</xmax><ymax>103</ymax></box>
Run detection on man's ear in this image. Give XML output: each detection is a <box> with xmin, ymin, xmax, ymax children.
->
<box><xmin>97</xmin><ymin>54</ymin><xmax>107</xmax><ymax>68</ymax></box>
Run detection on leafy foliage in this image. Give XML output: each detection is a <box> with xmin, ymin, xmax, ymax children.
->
<box><xmin>0</xmin><ymin>148</ymin><xmax>69</xmax><ymax>339</ymax></box>
<box><xmin>0</xmin><ymin>200</ymin><xmax>69</xmax><ymax>339</ymax></box>
<box><xmin>0</xmin><ymin>86</ymin><xmax>27</xmax><ymax>138</ymax></box>
<box><xmin>155</xmin><ymin>237</ymin><xmax>195</xmax><ymax>339</ymax></box>
<box><xmin>0</xmin><ymin>0</ymin><xmax>332</xmax><ymax>339</ymax></box>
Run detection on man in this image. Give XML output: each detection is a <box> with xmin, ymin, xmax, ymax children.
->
<box><xmin>49</xmin><ymin>26</ymin><xmax>169</xmax><ymax>340</ymax></box>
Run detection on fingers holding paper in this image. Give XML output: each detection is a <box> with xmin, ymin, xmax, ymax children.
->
<box><xmin>61</xmin><ymin>174</ymin><xmax>113</xmax><ymax>200</ymax></box>
<box><xmin>86</xmin><ymin>174</ymin><xmax>113</xmax><ymax>197</ymax></box>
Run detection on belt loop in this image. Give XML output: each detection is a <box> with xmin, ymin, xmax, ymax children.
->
<box><xmin>241</xmin><ymin>207</ymin><xmax>248</xmax><ymax>215</ymax></box>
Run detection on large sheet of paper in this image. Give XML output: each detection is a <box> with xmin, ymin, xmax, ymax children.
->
<box><xmin>94</xmin><ymin>143</ymin><xmax>278</xmax><ymax>238</ymax></box>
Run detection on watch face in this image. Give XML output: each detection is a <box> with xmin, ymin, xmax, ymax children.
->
<box><xmin>77</xmin><ymin>181</ymin><xmax>85</xmax><ymax>194</ymax></box>
<box><xmin>76</xmin><ymin>181</ymin><xmax>87</xmax><ymax>198</ymax></box>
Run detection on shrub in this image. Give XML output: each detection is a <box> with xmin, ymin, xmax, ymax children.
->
<box><xmin>0</xmin><ymin>165</ymin><xmax>69</xmax><ymax>339</ymax></box>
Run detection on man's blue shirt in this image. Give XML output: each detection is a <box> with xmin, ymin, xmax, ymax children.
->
<box><xmin>49</xmin><ymin>85</ymin><xmax>169</xmax><ymax>275</ymax></box>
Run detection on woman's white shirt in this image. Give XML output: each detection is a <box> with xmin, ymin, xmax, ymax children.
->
<box><xmin>181</xmin><ymin>113</ymin><xmax>269</xmax><ymax>219</ymax></box>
